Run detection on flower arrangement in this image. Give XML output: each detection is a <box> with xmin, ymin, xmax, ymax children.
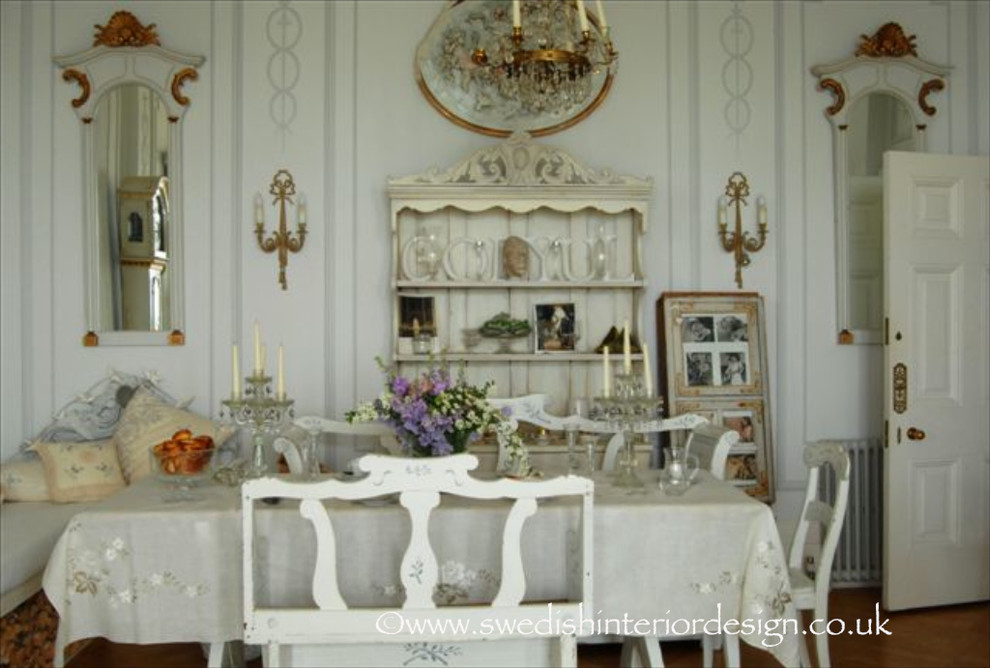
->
<box><xmin>346</xmin><ymin>359</ymin><xmax>532</xmax><ymax>474</ymax></box>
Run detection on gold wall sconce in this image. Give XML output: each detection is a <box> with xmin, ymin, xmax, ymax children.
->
<box><xmin>717</xmin><ymin>172</ymin><xmax>768</xmax><ymax>289</ymax></box>
<box><xmin>255</xmin><ymin>169</ymin><xmax>307</xmax><ymax>290</ymax></box>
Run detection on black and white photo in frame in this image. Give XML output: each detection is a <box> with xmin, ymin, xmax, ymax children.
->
<box><xmin>534</xmin><ymin>303</ymin><xmax>576</xmax><ymax>352</ymax></box>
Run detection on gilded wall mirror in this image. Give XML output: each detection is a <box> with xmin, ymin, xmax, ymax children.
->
<box><xmin>812</xmin><ymin>23</ymin><xmax>949</xmax><ymax>345</ymax></box>
<box><xmin>54</xmin><ymin>11</ymin><xmax>204</xmax><ymax>346</ymax></box>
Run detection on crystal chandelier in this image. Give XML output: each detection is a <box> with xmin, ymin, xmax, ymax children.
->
<box><xmin>470</xmin><ymin>0</ymin><xmax>617</xmax><ymax>118</ymax></box>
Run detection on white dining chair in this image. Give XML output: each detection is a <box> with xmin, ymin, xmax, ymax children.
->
<box><xmin>702</xmin><ymin>441</ymin><xmax>851</xmax><ymax>668</ymax></box>
<box><xmin>685</xmin><ymin>423</ymin><xmax>740</xmax><ymax>481</ymax></box>
<box><xmin>272</xmin><ymin>416</ymin><xmax>397</xmax><ymax>474</ymax></box>
<box><xmin>242</xmin><ymin>453</ymin><xmax>595</xmax><ymax>667</ymax></box>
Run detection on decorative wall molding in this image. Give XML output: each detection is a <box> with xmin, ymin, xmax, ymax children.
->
<box><xmin>720</xmin><ymin>1</ymin><xmax>755</xmax><ymax>146</ymax></box>
<box><xmin>266</xmin><ymin>0</ymin><xmax>302</xmax><ymax>150</ymax></box>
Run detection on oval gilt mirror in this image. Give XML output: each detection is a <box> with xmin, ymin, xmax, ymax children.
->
<box><xmin>54</xmin><ymin>11</ymin><xmax>204</xmax><ymax>346</ymax></box>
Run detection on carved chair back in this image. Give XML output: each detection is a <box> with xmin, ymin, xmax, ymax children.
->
<box><xmin>242</xmin><ymin>453</ymin><xmax>594</xmax><ymax>667</ymax></box>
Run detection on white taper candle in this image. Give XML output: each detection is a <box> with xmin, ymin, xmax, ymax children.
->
<box><xmin>277</xmin><ymin>345</ymin><xmax>285</xmax><ymax>399</ymax></box>
<box><xmin>595</xmin><ymin>0</ymin><xmax>608</xmax><ymax>29</ymax></box>
<box><xmin>603</xmin><ymin>347</ymin><xmax>611</xmax><ymax>398</ymax></box>
<box><xmin>254</xmin><ymin>193</ymin><xmax>264</xmax><ymax>225</ymax></box>
<box><xmin>642</xmin><ymin>342</ymin><xmax>653</xmax><ymax>397</ymax></box>
<box><xmin>231</xmin><ymin>344</ymin><xmax>241</xmax><ymax>399</ymax></box>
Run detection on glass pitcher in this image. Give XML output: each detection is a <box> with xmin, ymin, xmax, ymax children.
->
<box><xmin>662</xmin><ymin>446</ymin><xmax>699</xmax><ymax>495</ymax></box>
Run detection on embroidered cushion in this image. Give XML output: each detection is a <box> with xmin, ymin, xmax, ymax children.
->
<box><xmin>0</xmin><ymin>456</ymin><xmax>50</xmax><ymax>502</ymax></box>
<box><xmin>31</xmin><ymin>439</ymin><xmax>125</xmax><ymax>503</ymax></box>
<box><xmin>113</xmin><ymin>387</ymin><xmax>234</xmax><ymax>482</ymax></box>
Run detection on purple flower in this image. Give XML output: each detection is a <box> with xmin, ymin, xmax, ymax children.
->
<box><xmin>391</xmin><ymin>376</ymin><xmax>411</xmax><ymax>397</ymax></box>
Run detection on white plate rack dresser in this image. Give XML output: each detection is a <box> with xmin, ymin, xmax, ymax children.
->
<box><xmin>387</xmin><ymin>132</ymin><xmax>653</xmax><ymax>427</ymax></box>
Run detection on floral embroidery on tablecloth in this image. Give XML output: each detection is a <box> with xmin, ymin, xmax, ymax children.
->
<box><xmin>690</xmin><ymin>571</ymin><xmax>740</xmax><ymax>594</ymax></box>
<box><xmin>747</xmin><ymin>540</ymin><xmax>792</xmax><ymax>620</ymax></box>
<box><xmin>64</xmin><ymin>527</ymin><xmax>208</xmax><ymax>607</ymax></box>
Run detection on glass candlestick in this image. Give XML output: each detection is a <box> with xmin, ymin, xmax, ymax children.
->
<box><xmin>594</xmin><ymin>372</ymin><xmax>664</xmax><ymax>487</ymax></box>
<box><xmin>221</xmin><ymin>373</ymin><xmax>294</xmax><ymax>479</ymax></box>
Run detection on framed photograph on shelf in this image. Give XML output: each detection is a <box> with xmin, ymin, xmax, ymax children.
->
<box><xmin>534</xmin><ymin>302</ymin><xmax>576</xmax><ymax>353</ymax></box>
<box><xmin>398</xmin><ymin>295</ymin><xmax>437</xmax><ymax>337</ymax></box>
<box><xmin>658</xmin><ymin>293</ymin><xmax>765</xmax><ymax>397</ymax></box>
<box><xmin>657</xmin><ymin>292</ymin><xmax>774</xmax><ymax>503</ymax></box>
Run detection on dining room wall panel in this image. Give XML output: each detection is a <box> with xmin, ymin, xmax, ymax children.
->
<box><xmin>1</xmin><ymin>1</ymin><xmax>987</xmax><ymax>526</ymax></box>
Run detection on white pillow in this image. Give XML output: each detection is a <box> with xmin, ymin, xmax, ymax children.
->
<box><xmin>113</xmin><ymin>386</ymin><xmax>234</xmax><ymax>482</ymax></box>
<box><xmin>32</xmin><ymin>439</ymin><xmax>125</xmax><ymax>503</ymax></box>
<box><xmin>0</xmin><ymin>456</ymin><xmax>50</xmax><ymax>502</ymax></box>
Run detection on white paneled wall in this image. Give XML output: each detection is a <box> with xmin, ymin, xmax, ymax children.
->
<box><xmin>2</xmin><ymin>1</ymin><xmax>988</xmax><ymax>522</ymax></box>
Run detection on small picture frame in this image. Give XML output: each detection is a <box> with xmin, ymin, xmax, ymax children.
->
<box><xmin>658</xmin><ymin>293</ymin><xmax>765</xmax><ymax>397</ymax></box>
<box><xmin>534</xmin><ymin>303</ymin><xmax>576</xmax><ymax>352</ymax></box>
<box><xmin>671</xmin><ymin>397</ymin><xmax>774</xmax><ymax>503</ymax></box>
<box><xmin>398</xmin><ymin>295</ymin><xmax>437</xmax><ymax>338</ymax></box>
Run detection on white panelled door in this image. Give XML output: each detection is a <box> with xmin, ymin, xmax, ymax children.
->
<box><xmin>883</xmin><ymin>152</ymin><xmax>990</xmax><ymax>611</ymax></box>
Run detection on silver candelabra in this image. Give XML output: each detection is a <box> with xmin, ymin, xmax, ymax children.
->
<box><xmin>594</xmin><ymin>371</ymin><xmax>664</xmax><ymax>487</ymax></box>
<box><xmin>221</xmin><ymin>373</ymin><xmax>294</xmax><ymax>478</ymax></box>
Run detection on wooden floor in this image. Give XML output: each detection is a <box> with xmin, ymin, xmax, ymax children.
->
<box><xmin>67</xmin><ymin>588</ymin><xmax>989</xmax><ymax>667</ymax></box>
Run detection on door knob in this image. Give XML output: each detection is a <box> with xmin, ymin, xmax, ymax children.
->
<box><xmin>906</xmin><ymin>427</ymin><xmax>926</xmax><ymax>441</ymax></box>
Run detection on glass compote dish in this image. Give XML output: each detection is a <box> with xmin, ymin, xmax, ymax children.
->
<box><xmin>151</xmin><ymin>433</ymin><xmax>216</xmax><ymax>502</ymax></box>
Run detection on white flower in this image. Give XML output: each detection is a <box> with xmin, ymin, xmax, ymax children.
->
<box><xmin>104</xmin><ymin>547</ymin><xmax>119</xmax><ymax>561</ymax></box>
<box><xmin>116</xmin><ymin>589</ymin><xmax>134</xmax><ymax>604</ymax></box>
<box><xmin>184</xmin><ymin>585</ymin><xmax>199</xmax><ymax>597</ymax></box>
<box><xmin>111</xmin><ymin>537</ymin><xmax>125</xmax><ymax>550</ymax></box>
<box><xmin>149</xmin><ymin>573</ymin><xmax>164</xmax><ymax>587</ymax></box>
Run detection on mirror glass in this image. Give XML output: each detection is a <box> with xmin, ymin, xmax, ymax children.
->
<box><xmin>92</xmin><ymin>84</ymin><xmax>172</xmax><ymax>332</ymax></box>
<box><xmin>841</xmin><ymin>93</ymin><xmax>917</xmax><ymax>336</ymax></box>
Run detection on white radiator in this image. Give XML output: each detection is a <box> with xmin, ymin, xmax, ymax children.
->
<box><xmin>819</xmin><ymin>438</ymin><xmax>883</xmax><ymax>586</ymax></box>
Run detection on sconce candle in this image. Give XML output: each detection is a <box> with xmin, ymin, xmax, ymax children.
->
<box><xmin>253</xmin><ymin>194</ymin><xmax>264</xmax><ymax>225</ymax></box>
<box><xmin>255</xmin><ymin>169</ymin><xmax>307</xmax><ymax>290</ymax></box>
<box><xmin>231</xmin><ymin>344</ymin><xmax>241</xmax><ymax>399</ymax></box>
<box><xmin>718</xmin><ymin>197</ymin><xmax>728</xmax><ymax>226</ymax></box>
<box><xmin>717</xmin><ymin>172</ymin><xmax>769</xmax><ymax>289</ymax></box>
<box><xmin>512</xmin><ymin>0</ymin><xmax>521</xmax><ymax>27</ymax></box>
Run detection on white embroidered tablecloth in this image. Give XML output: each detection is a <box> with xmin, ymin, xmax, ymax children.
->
<box><xmin>43</xmin><ymin>471</ymin><xmax>799</xmax><ymax>666</ymax></box>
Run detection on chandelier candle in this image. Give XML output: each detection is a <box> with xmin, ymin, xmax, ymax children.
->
<box><xmin>276</xmin><ymin>345</ymin><xmax>285</xmax><ymax>400</ymax></box>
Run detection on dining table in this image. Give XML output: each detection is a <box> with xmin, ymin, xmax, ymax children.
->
<box><xmin>43</xmin><ymin>466</ymin><xmax>800</xmax><ymax>667</ymax></box>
